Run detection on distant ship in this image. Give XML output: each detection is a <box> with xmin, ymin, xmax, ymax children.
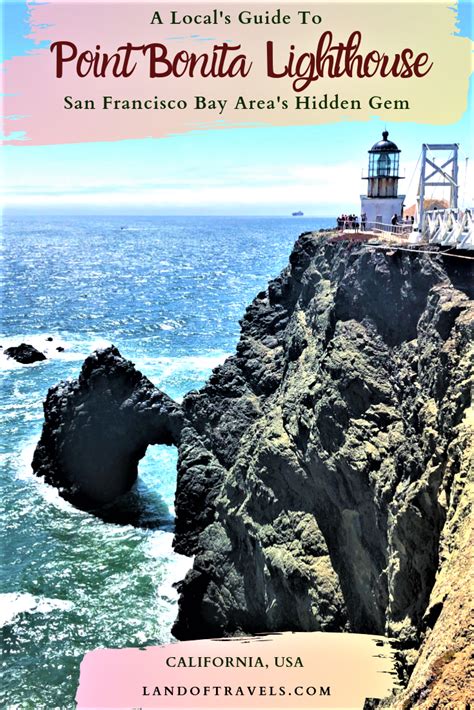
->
<box><xmin>292</xmin><ymin>211</ymin><xmax>304</xmax><ymax>216</ymax></box>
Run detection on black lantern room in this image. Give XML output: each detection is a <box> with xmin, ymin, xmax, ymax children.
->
<box><xmin>364</xmin><ymin>131</ymin><xmax>403</xmax><ymax>198</ymax></box>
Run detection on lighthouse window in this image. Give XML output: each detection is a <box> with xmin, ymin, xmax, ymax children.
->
<box><xmin>368</xmin><ymin>150</ymin><xmax>399</xmax><ymax>177</ymax></box>
<box><xmin>377</xmin><ymin>153</ymin><xmax>391</xmax><ymax>175</ymax></box>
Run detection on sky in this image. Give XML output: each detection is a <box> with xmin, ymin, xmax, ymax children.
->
<box><xmin>1</xmin><ymin>1</ymin><xmax>473</xmax><ymax>216</ymax></box>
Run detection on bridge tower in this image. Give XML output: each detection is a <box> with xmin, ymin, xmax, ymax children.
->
<box><xmin>417</xmin><ymin>143</ymin><xmax>459</xmax><ymax>228</ymax></box>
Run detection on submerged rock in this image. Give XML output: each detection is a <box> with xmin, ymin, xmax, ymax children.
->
<box><xmin>32</xmin><ymin>234</ymin><xmax>473</xmax><ymax>704</ymax></box>
<box><xmin>6</xmin><ymin>343</ymin><xmax>47</xmax><ymax>364</ymax></box>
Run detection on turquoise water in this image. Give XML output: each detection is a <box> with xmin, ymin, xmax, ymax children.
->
<box><xmin>1</xmin><ymin>215</ymin><xmax>333</xmax><ymax>709</ymax></box>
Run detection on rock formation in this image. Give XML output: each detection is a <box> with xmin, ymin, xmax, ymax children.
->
<box><xmin>6</xmin><ymin>343</ymin><xmax>46</xmax><ymax>364</ymax></box>
<box><xmin>172</xmin><ymin>237</ymin><xmax>472</xmax><ymax>648</ymax></box>
<box><xmin>32</xmin><ymin>346</ymin><xmax>182</xmax><ymax>508</ymax></box>
<box><xmin>32</xmin><ymin>234</ymin><xmax>473</xmax><ymax>705</ymax></box>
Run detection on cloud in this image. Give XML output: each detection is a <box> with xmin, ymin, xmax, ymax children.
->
<box><xmin>2</xmin><ymin>159</ymin><xmax>362</xmax><ymax>210</ymax></box>
<box><xmin>3</xmin><ymin>153</ymin><xmax>471</xmax><ymax>214</ymax></box>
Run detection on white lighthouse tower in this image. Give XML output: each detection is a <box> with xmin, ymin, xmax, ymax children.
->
<box><xmin>361</xmin><ymin>131</ymin><xmax>405</xmax><ymax>229</ymax></box>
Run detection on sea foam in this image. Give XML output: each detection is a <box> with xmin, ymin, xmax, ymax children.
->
<box><xmin>0</xmin><ymin>593</ymin><xmax>74</xmax><ymax>627</ymax></box>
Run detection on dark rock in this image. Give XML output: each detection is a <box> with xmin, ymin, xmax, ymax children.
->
<box><xmin>6</xmin><ymin>343</ymin><xmax>47</xmax><ymax>364</ymax></box>
<box><xmin>56</xmin><ymin>346</ymin><xmax>65</xmax><ymax>352</ymax></box>
<box><xmin>46</xmin><ymin>337</ymin><xmax>53</xmax><ymax>342</ymax></box>
<box><xmin>170</xmin><ymin>237</ymin><xmax>472</xmax><ymax>653</ymax></box>
<box><xmin>32</xmin><ymin>346</ymin><xmax>183</xmax><ymax>509</ymax></box>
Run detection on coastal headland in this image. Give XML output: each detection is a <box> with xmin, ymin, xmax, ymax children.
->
<box><xmin>32</xmin><ymin>233</ymin><xmax>473</xmax><ymax>708</ymax></box>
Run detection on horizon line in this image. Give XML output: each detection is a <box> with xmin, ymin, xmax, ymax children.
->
<box><xmin>2</xmin><ymin>212</ymin><xmax>339</xmax><ymax>218</ymax></box>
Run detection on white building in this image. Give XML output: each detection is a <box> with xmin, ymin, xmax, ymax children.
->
<box><xmin>361</xmin><ymin>131</ymin><xmax>405</xmax><ymax>229</ymax></box>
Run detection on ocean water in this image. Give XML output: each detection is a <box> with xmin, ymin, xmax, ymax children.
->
<box><xmin>1</xmin><ymin>214</ymin><xmax>334</xmax><ymax>709</ymax></box>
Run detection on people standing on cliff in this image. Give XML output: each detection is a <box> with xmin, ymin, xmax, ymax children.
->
<box><xmin>361</xmin><ymin>213</ymin><xmax>367</xmax><ymax>231</ymax></box>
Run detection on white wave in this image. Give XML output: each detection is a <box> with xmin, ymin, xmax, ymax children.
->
<box><xmin>158</xmin><ymin>320</ymin><xmax>180</xmax><ymax>331</ymax></box>
<box><xmin>0</xmin><ymin>334</ymin><xmax>125</xmax><ymax>373</ymax></box>
<box><xmin>147</xmin><ymin>531</ymin><xmax>193</xmax><ymax>598</ymax></box>
<box><xmin>146</xmin><ymin>529</ymin><xmax>175</xmax><ymax>557</ymax></box>
<box><xmin>12</xmin><ymin>439</ymin><xmax>38</xmax><ymax>480</ymax></box>
<box><xmin>0</xmin><ymin>354</ymin><xmax>24</xmax><ymax>371</ymax></box>
<box><xmin>0</xmin><ymin>333</ymin><xmax>76</xmax><ymax>369</ymax></box>
<box><xmin>14</xmin><ymin>439</ymin><xmax>80</xmax><ymax>514</ymax></box>
<box><xmin>35</xmin><ymin>477</ymin><xmax>81</xmax><ymax>513</ymax></box>
<box><xmin>1</xmin><ymin>333</ymin><xmax>70</xmax><ymax>353</ymax></box>
<box><xmin>1</xmin><ymin>332</ymin><xmax>230</xmax><ymax>380</ymax></box>
<box><xmin>0</xmin><ymin>592</ymin><xmax>74</xmax><ymax>627</ymax></box>
<box><xmin>84</xmin><ymin>337</ymin><xmax>114</xmax><ymax>352</ymax></box>
<box><xmin>136</xmin><ymin>351</ymin><xmax>230</xmax><ymax>379</ymax></box>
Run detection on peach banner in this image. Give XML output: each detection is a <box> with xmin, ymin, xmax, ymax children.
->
<box><xmin>75</xmin><ymin>632</ymin><xmax>399</xmax><ymax>709</ymax></box>
<box><xmin>2</xmin><ymin>1</ymin><xmax>473</xmax><ymax>146</ymax></box>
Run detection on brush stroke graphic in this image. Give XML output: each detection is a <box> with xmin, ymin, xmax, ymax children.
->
<box><xmin>2</xmin><ymin>1</ymin><xmax>473</xmax><ymax>146</ymax></box>
<box><xmin>76</xmin><ymin>632</ymin><xmax>400</xmax><ymax>709</ymax></box>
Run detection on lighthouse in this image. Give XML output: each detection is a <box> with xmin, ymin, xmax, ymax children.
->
<box><xmin>360</xmin><ymin>131</ymin><xmax>405</xmax><ymax>229</ymax></box>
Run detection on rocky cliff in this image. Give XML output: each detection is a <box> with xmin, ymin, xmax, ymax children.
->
<box><xmin>32</xmin><ymin>234</ymin><xmax>473</xmax><ymax>704</ymax></box>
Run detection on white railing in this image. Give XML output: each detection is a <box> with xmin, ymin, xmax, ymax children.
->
<box><xmin>365</xmin><ymin>221</ymin><xmax>413</xmax><ymax>235</ymax></box>
<box><xmin>339</xmin><ymin>220</ymin><xmax>411</xmax><ymax>233</ymax></box>
<box><xmin>422</xmin><ymin>209</ymin><xmax>474</xmax><ymax>250</ymax></box>
<box><xmin>338</xmin><ymin>220</ymin><xmax>413</xmax><ymax>239</ymax></box>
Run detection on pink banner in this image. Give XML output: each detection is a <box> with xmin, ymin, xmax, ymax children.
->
<box><xmin>3</xmin><ymin>1</ymin><xmax>472</xmax><ymax>146</ymax></box>
<box><xmin>76</xmin><ymin>632</ymin><xmax>399</xmax><ymax>709</ymax></box>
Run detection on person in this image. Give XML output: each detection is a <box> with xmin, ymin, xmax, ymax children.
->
<box><xmin>391</xmin><ymin>214</ymin><xmax>398</xmax><ymax>233</ymax></box>
<box><xmin>361</xmin><ymin>212</ymin><xmax>367</xmax><ymax>231</ymax></box>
